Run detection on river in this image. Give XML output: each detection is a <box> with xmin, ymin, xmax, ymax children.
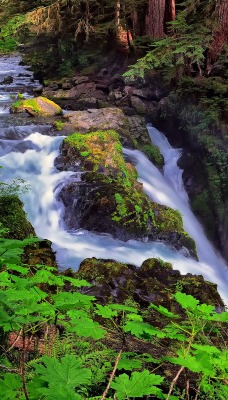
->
<box><xmin>0</xmin><ymin>55</ymin><xmax>227</xmax><ymax>305</ymax></box>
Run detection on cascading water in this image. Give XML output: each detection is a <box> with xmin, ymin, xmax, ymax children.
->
<box><xmin>0</xmin><ymin>56</ymin><xmax>227</xmax><ymax>305</ymax></box>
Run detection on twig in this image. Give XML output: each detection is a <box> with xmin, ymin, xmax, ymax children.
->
<box><xmin>101</xmin><ymin>350</ymin><xmax>122</xmax><ymax>400</ymax></box>
<box><xmin>166</xmin><ymin>365</ymin><xmax>185</xmax><ymax>400</ymax></box>
<box><xmin>186</xmin><ymin>379</ymin><xmax>190</xmax><ymax>400</ymax></box>
<box><xmin>166</xmin><ymin>335</ymin><xmax>195</xmax><ymax>399</ymax></box>
<box><xmin>193</xmin><ymin>383</ymin><xmax>201</xmax><ymax>400</ymax></box>
<box><xmin>21</xmin><ymin>332</ymin><xmax>30</xmax><ymax>400</ymax></box>
<box><xmin>7</xmin><ymin>329</ymin><xmax>23</xmax><ymax>352</ymax></box>
<box><xmin>0</xmin><ymin>364</ymin><xmax>18</xmax><ymax>373</ymax></box>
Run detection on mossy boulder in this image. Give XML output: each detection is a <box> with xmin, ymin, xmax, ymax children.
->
<box><xmin>10</xmin><ymin>96</ymin><xmax>62</xmax><ymax>117</ymax></box>
<box><xmin>55</xmin><ymin>130</ymin><xmax>196</xmax><ymax>255</ymax></box>
<box><xmin>0</xmin><ymin>195</ymin><xmax>57</xmax><ymax>267</ymax></box>
<box><xmin>58</xmin><ymin>107</ymin><xmax>156</xmax><ymax>151</ymax></box>
<box><xmin>0</xmin><ymin>195</ymin><xmax>35</xmax><ymax>240</ymax></box>
<box><xmin>73</xmin><ymin>257</ymin><xmax>223</xmax><ymax>309</ymax></box>
<box><xmin>61</xmin><ymin>107</ymin><xmax>134</xmax><ymax>146</ymax></box>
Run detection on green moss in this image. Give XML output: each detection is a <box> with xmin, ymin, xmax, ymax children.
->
<box><xmin>78</xmin><ymin>258</ymin><xmax>130</xmax><ymax>283</ymax></box>
<box><xmin>181</xmin><ymin>232</ymin><xmax>197</xmax><ymax>254</ymax></box>
<box><xmin>152</xmin><ymin>203</ymin><xmax>183</xmax><ymax>233</ymax></box>
<box><xmin>53</xmin><ymin>120</ymin><xmax>64</xmax><ymax>131</ymax></box>
<box><xmin>11</xmin><ymin>98</ymin><xmax>40</xmax><ymax>113</ymax></box>
<box><xmin>64</xmin><ymin>130</ymin><xmax>122</xmax><ymax>171</ymax></box>
<box><xmin>63</xmin><ymin>129</ymin><xmax>193</xmax><ymax>243</ymax></box>
<box><xmin>143</xmin><ymin>144</ymin><xmax>164</xmax><ymax>168</ymax></box>
<box><xmin>0</xmin><ymin>196</ymin><xmax>35</xmax><ymax>240</ymax></box>
<box><xmin>11</xmin><ymin>96</ymin><xmax>62</xmax><ymax>116</ymax></box>
<box><xmin>17</xmin><ymin>93</ymin><xmax>24</xmax><ymax>100</ymax></box>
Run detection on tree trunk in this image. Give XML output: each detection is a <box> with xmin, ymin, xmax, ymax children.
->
<box><xmin>145</xmin><ymin>0</ymin><xmax>166</xmax><ymax>39</ymax></box>
<box><xmin>207</xmin><ymin>0</ymin><xmax>228</xmax><ymax>73</ymax></box>
<box><xmin>115</xmin><ymin>0</ymin><xmax>121</xmax><ymax>28</ymax></box>
<box><xmin>164</xmin><ymin>0</ymin><xmax>175</xmax><ymax>32</ymax></box>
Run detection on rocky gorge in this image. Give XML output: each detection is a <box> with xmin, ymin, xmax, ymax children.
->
<box><xmin>40</xmin><ymin>68</ymin><xmax>228</xmax><ymax>264</ymax></box>
<box><xmin>0</xmin><ymin>54</ymin><xmax>227</xmax><ymax>309</ymax></box>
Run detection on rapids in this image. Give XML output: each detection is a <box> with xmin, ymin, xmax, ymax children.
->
<box><xmin>0</xmin><ymin>55</ymin><xmax>227</xmax><ymax>304</ymax></box>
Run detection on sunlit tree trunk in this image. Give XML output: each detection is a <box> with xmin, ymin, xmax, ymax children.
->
<box><xmin>115</xmin><ymin>0</ymin><xmax>121</xmax><ymax>28</ymax></box>
<box><xmin>207</xmin><ymin>0</ymin><xmax>228</xmax><ymax>73</ymax></box>
<box><xmin>164</xmin><ymin>0</ymin><xmax>175</xmax><ymax>32</ymax></box>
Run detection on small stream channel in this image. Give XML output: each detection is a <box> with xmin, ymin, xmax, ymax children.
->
<box><xmin>0</xmin><ymin>55</ymin><xmax>227</xmax><ymax>305</ymax></box>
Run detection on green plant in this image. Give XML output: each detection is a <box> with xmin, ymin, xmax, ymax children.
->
<box><xmin>0</xmin><ymin>243</ymin><xmax>227</xmax><ymax>400</ymax></box>
<box><xmin>143</xmin><ymin>144</ymin><xmax>164</xmax><ymax>168</ymax></box>
<box><xmin>0</xmin><ymin>15</ymin><xmax>26</xmax><ymax>54</ymax></box>
<box><xmin>53</xmin><ymin>120</ymin><xmax>64</xmax><ymax>131</ymax></box>
<box><xmin>17</xmin><ymin>93</ymin><xmax>24</xmax><ymax>100</ymax></box>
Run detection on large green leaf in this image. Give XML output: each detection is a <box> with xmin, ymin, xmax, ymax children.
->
<box><xmin>36</xmin><ymin>383</ymin><xmax>82</xmax><ymax>400</ymax></box>
<box><xmin>149</xmin><ymin>304</ymin><xmax>178</xmax><ymax>319</ymax></box>
<box><xmin>117</xmin><ymin>353</ymin><xmax>142</xmax><ymax>371</ymax></box>
<box><xmin>167</xmin><ymin>354</ymin><xmax>213</xmax><ymax>374</ymax></box>
<box><xmin>124</xmin><ymin>321</ymin><xmax>166</xmax><ymax>338</ymax></box>
<box><xmin>52</xmin><ymin>292</ymin><xmax>94</xmax><ymax>310</ymax></box>
<box><xmin>67</xmin><ymin>310</ymin><xmax>106</xmax><ymax>339</ymax></box>
<box><xmin>0</xmin><ymin>373</ymin><xmax>22</xmax><ymax>400</ymax></box>
<box><xmin>111</xmin><ymin>370</ymin><xmax>164</xmax><ymax>399</ymax></box>
<box><xmin>95</xmin><ymin>304</ymin><xmax>118</xmax><ymax>319</ymax></box>
<box><xmin>33</xmin><ymin>354</ymin><xmax>91</xmax><ymax>393</ymax></box>
<box><xmin>174</xmin><ymin>292</ymin><xmax>199</xmax><ymax>311</ymax></box>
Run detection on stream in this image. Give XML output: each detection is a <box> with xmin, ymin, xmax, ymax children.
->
<box><xmin>0</xmin><ymin>55</ymin><xmax>227</xmax><ymax>305</ymax></box>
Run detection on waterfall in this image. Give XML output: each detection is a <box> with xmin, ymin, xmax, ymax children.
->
<box><xmin>0</xmin><ymin>55</ymin><xmax>227</xmax><ymax>305</ymax></box>
<box><xmin>0</xmin><ymin>131</ymin><xmax>227</xmax><ymax>304</ymax></box>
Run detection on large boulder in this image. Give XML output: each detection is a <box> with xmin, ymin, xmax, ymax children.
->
<box><xmin>10</xmin><ymin>96</ymin><xmax>62</xmax><ymax>117</ymax></box>
<box><xmin>60</xmin><ymin>107</ymin><xmax>152</xmax><ymax>149</ymax></box>
<box><xmin>73</xmin><ymin>257</ymin><xmax>224</xmax><ymax>308</ymax></box>
<box><xmin>55</xmin><ymin>130</ymin><xmax>196</xmax><ymax>256</ymax></box>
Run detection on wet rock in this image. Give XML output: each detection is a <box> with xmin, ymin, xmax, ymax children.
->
<box><xmin>131</xmin><ymin>88</ymin><xmax>151</xmax><ymax>99</ymax></box>
<box><xmin>0</xmin><ymin>195</ymin><xmax>35</xmax><ymax>240</ymax></box>
<box><xmin>61</xmin><ymin>107</ymin><xmax>134</xmax><ymax>145</ymax></box>
<box><xmin>130</xmin><ymin>96</ymin><xmax>147</xmax><ymax>114</ymax></box>
<box><xmin>58</xmin><ymin>107</ymin><xmax>151</xmax><ymax>149</ymax></box>
<box><xmin>10</xmin><ymin>96</ymin><xmax>62</xmax><ymax>117</ymax></box>
<box><xmin>75</xmin><ymin>257</ymin><xmax>224</xmax><ymax>308</ymax></box>
<box><xmin>55</xmin><ymin>130</ymin><xmax>196</xmax><ymax>256</ymax></box>
<box><xmin>0</xmin><ymin>75</ymin><xmax>13</xmax><ymax>85</ymax></box>
<box><xmin>62</xmin><ymin>81</ymin><xmax>74</xmax><ymax>90</ymax></box>
<box><xmin>47</xmin><ymin>82</ymin><xmax>59</xmax><ymax>91</ymax></box>
<box><xmin>73</xmin><ymin>76</ymin><xmax>89</xmax><ymax>85</ymax></box>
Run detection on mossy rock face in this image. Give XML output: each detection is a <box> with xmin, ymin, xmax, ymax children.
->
<box><xmin>0</xmin><ymin>196</ymin><xmax>57</xmax><ymax>267</ymax></box>
<box><xmin>0</xmin><ymin>195</ymin><xmax>35</xmax><ymax>240</ymax></box>
<box><xmin>73</xmin><ymin>257</ymin><xmax>223</xmax><ymax>310</ymax></box>
<box><xmin>10</xmin><ymin>96</ymin><xmax>62</xmax><ymax>116</ymax></box>
<box><xmin>143</xmin><ymin>143</ymin><xmax>164</xmax><ymax>168</ymax></box>
<box><xmin>55</xmin><ymin>130</ymin><xmax>196</xmax><ymax>255</ymax></box>
<box><xmin>22</xmin><ymin>239</ymin><xmax>58</xmax><ymax>268</ymax></box>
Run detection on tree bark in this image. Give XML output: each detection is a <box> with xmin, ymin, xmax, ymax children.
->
<box><xmin>207</xmin><ymin>0</ymin><xmax>228</xmax><ymax>72</ymax></box>
<box><xmin>145</xmin><ymin>0</ymin><xmax>166</xmax><ymax>38</ymax></box>
<box><xmin>145</xmin><ymin>0</ymin><xmax>175</xmax><ymax>38</ymax></box>
<box><xmin>164</xmin><ymin>0</ymin><xmax>176</xmax><ymax>31</ymax></box>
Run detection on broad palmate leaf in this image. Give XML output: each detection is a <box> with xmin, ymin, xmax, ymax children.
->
<box><xmin>0</xmin><ymin>373</ymin><xmax>22</xmax><ymax>399</ymax></box>
<box><xmin>124</xmin><ymin>321</ymin><xmax>166</xmax><ymax>338</ymax></box>
<box><xmin>33</xmin><ymin>354</ymin><xmax>91</xmax><ymax>394</ymax></box>
<box><xmin>67</xmin><ymin>310</ymin><xmax>107</xmax><ymax>339</ymax></box>
<box><xmin>36</xmin><ymin>383</ymin><xmax>82</xmax><ymax>400</ymax></box>
<box><xmin>111</xmin><ymin>370</ymin><xmax>164</xmax><ymax>399</ymax></box>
